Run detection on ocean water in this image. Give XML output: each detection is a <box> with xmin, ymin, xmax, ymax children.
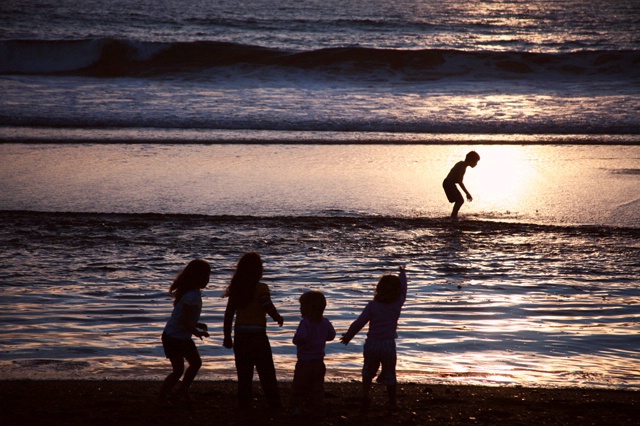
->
<box><xmin>1</xmin><ymin>0</ymin><xmax>639</xmax><ymax>138</ymax></box>
<box><xmin>1</xmin><ymin>144</ymin><xmax>639</xmax><ymax>389</ymax></box>
<box><xmin>1</xmin><ymin>144</ymin><xmax>640</xmax><ymax>227</ymax></box>
<box><xmin>0</xmin><ymin>0</ymin><xmax>639</xmax><ymax>390</ymax></box>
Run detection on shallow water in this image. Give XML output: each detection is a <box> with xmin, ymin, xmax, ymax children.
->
<box><xmin>1</xmin><ymin>143</ymin><xmax>639</xmax><ymax>227</ymax></box>
<box><xmin>0</xmin><ymin>143</ymin><xmax>639</xmax><ymax>389</ymax></box>
<box><xmin>0</xmin><ymin>212</ymin><xmax>638</xmax><ymax>389</ymax></box>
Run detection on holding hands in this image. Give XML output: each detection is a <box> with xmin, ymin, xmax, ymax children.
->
<box><xmin>340</xmin><ymin>265</ymin><xmax>406</xmax><ymax>347</ymax></box>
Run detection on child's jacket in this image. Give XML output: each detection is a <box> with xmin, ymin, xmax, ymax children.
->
<box><xmin>293</xmin><ymin>316</ymin><xmax>336</xmax><ymax>361</ymax></box>
<box><xmin>342</xmin><ymin>270</ymin><xmax>407</xmax><ymax>342</ymax></box>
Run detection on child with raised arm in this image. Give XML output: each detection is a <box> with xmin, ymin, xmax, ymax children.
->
<box><xmin>443</xmin><ymin>150</ymin><xmax>480</xmax><ymax>219</ymax></box>
<box><xmin>158</xmin><ymin>259</ymin><xmax>211</xmax><ymax>406</ymax></box>
<box><xmin>340</xmin><ymin>266</ymin><xmax>408</xmax><ymax>411</ymax></box>
<box><xmin>291</xmin><ymin>290</ymin><xmax>336</xmax><ymax>417</ymax></box>
<box><xmin>223</xmin><ymin>252</ymin><xmax>284</xmax><ymax>409</ymax></box>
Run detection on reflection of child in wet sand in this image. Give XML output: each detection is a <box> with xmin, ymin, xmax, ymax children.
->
<box><xmin>158</xmin><ymin>259</ymin><xmax>211</xmax><ymax>406</ymax></box>
<box><xmin>290</xmin><ymin>290</ymin><xmax>336</xmax><ymax>417</ymax></box>
<box><xmin>340</xmin><ymin>266</ymin><xmax>408</xmax><ymax>411</ymax></box>
<box><xmin>443</xmin><ymin>151</ymin><xmax>480</xmax><ymax>219</ymax></box>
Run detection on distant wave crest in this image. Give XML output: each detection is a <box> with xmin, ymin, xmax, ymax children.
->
<box><xmin>1</xmin><ymin>39</ymin><xmax>639</xmax><ymax>81</ymax></box>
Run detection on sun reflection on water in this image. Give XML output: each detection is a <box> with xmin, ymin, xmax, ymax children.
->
<box><xmin>471</xmin><ymin>145</ymin><xmax>538</xmax><ymax>214</ymax></box>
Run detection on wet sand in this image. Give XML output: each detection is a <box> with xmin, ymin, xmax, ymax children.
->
<box><xmin>1</xmin><ymin>380</ymin><xmax>638</xmax><ymax>425</ymax></box>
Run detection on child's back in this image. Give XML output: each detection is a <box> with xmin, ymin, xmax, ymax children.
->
<box><xmin>341</xmin><ymin>269</ymin><xmax>407</xmax><ymax>343</ymax></box>
<box><xmin>222</xmin><ymin>252</ymin><xmax>284</xmax><ymax>410</ymax></box>
<box><xmin>294</xmin><ymin>316</ymin><xmax>336</xmax><ymax>361</ymax></box>
<box><xmin>291</xmin><ymin>290</ymin><xmax>335</xmax><ymax>417</ymax></box>
<box><xmin>340</xmin><ymin>267</ymin><xmax>408</xmax><ymax>411</ymax></box>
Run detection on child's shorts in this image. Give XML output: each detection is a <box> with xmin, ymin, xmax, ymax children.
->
<box><xmin>362</xmin><ymin>339</ymin><xmax>397</xmax><ymax>386</ymax></box>
<box><xmin>443</xmin><ymin>179</ymin><xmax>463</xmax><ymax>203</ymax></box>
<box><xmin>162</xmin><ymin>332</ymin><xmax>196</xmax><ymax>359</ymax></box>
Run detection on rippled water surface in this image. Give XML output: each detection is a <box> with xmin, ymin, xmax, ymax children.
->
<box><xmin>0</xmin><ymin>144</ymin><xmax>638</xmax><ymax>389</ymax></box>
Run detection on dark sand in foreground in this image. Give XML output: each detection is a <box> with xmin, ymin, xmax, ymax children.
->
<box><xmin>1</xmin><ymin>380</ymin><xmax>638</xmax><ymax>425</ymax></box>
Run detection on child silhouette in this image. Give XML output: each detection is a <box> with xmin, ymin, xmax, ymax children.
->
<box><xmin>158</xmin><ymin>259</ymin><xmax>211</xmax><ymax>406</ymax></box>
<box><xmin>443</xmin><ymin>151</ymin><xmax>480</xmax><ymax>219</ymax></box>
<box><xmin>340</xmin><ymin>266</ymin><xmax>408</xmax><ymax>411</ymax></box>
<box><xmin>222</xmin><ymin>252</ymin><xmax>284</xmax><ymax>409</ymax></box>
<box><xmin>291</xmin><ymin>290</ymin><xmax>336</xmax><ymax>417</ymax></box>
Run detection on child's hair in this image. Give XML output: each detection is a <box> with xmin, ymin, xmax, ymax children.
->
<box><xmin>170</xmin><ymin>259</ymin><xmax>211</xmax><ymax>305</ymax></box>
<box><xmin>224</xmin><ymin>251</ymin><xmax>264</xmax><ymax>308</ymax></box>
<box><xmin>465</xmin><ymin>151</ymin><xmax>480</xmax><ymax>163</ymax></box>
<box><xmin>374</xmin><ymin>274</ymin><xmax>402</xmax><ymax>304</ymax></box>
<box><xmin>299</xmin><ymin>290</ymin><xmax>326</xmax><ymax>323</ymax></box>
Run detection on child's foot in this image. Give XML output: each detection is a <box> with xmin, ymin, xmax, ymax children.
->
<box><xmin>238</xmin><ymin>400</ymin><xmax>253</xmax><ymax>410</ymax></box>
<box><xmin>156</xmin><ymin>395</ymin><xmax>173</xmax><ymax>408</ymax></box>
<box><xmin>387</xmin><ymin>401</ymin><xmax>400</xmax><ymax>413</ymax></box>
<box><xmin>360</xmin><ymin>397</ymin><xmax>372</xmax><ymax>411</ymax></box>
<box><xmin>172</xmin><ymin>389</ymin><xmax>195</xmax><ymax>405</ymax></box>
<box><xmin>268</xmin><ymin>399</ymin><xmax>283</xmax><ymax>411</ymax></box>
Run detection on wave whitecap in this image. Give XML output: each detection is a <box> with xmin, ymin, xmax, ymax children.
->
<box><xmin>1</xmin><ymin>39</ymin><xmax>639</xmax><ymax>81</ymax></box>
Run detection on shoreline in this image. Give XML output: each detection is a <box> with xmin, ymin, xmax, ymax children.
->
<box><xmin>2</xmin><ymin>127</ymin><xmax>640</xmax><ymax>146</ymax></box>
<box><xmin>1</xmin><ymin>380</ymin><xmax>638</xmax><ymax>425</ymax></box>
<box><xmin>3</xmin><ymin>138</ymin><xmax>640</xmax><ymax>146</ymax></box>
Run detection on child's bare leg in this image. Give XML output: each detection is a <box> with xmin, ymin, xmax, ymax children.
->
<box><xmin>362</xmin><ymin>377</ymin><xmax>373</xmax><ymax>408</ymax></box>
<box><xmin>177</xmin><ymin>348</ymin><xmax>202</xmax><ymax>397</ymax></box>
<box><xmin>159</xmin><ymin>357</ymin><xmax>184</xmax><ymax>401</ymax></box>
<box><xmin>386</xmin><ymin>384</ymin><xmax>397</xmax><ymax>408</ymax></box>
<box><xmin>181</xmin><ymin>358</ymin><xmax>201</xmax><ymax>391</ymax></box>
<box><xmin>451</xmin><ymin>200</ymin><xmax>464</xmax><ymax>218</ymax></box>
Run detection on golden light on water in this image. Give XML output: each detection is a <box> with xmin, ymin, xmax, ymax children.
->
<box><xmin>471</xmin><ymin>145</ymin><xmax>538</xmax><ymax>214</ymax></box>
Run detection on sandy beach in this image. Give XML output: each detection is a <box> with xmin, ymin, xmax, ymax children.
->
<box><xmin>1</xmin><ymin>380</ymin><xmax>638</xmax><ymax>425</ymax></box>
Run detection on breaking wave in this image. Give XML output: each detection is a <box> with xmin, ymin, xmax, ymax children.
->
<box><xmin>2</xmin><ymin>39</ymin><xmax>639</xmax><ymax>81</ymax></box>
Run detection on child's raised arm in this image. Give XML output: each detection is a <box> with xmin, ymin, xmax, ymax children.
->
<box><xmin>399</xmin><ymin>265</ymin><xmax>408</xmax><ymax>305</ymax></box>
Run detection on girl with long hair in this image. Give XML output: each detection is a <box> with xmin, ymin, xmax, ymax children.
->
<box><xmin>158</xmin><ymin>258</ymin><xmax>211</xmax><ymax>406</ymax></box>
<box><xmin>223</xmin><ymin>252</ymin><xmax>284</xmax><ymax>409</ymax></box>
